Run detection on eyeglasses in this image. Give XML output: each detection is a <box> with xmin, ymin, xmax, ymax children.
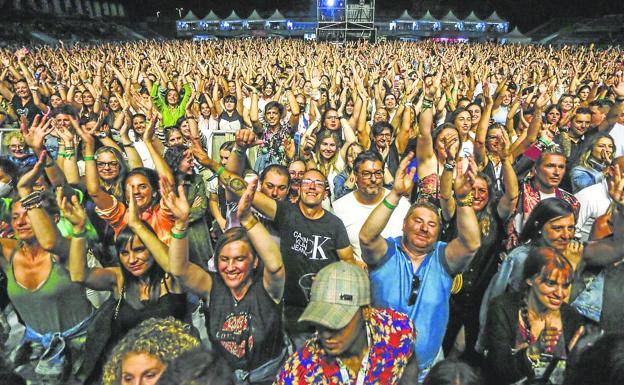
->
<box><xmin>376</xmin><ymin>133</ymin><xmax>392</xmax><ymax>138</ymax></box>
<box><xmin>96</xmin><ymin>161</ymin><xmax>120</xmax><ymax>169</ymax></box>
<box><xmin>408</xmin><ymin>275</ymin><xmax>421</xmax><ymax>306</ymax></box>
<box><xmin>325</xmin><ymin>115</ymin><xmax>340</xmax><ymax>120</ymax></box>
<box><xmin>359</xmin><ymin>170</ymin><xmax>383</xmax><ymax>180</ymax></box>
<box><xmin>8</xmin><ymin>144</ymin><xmax>25</xmax><ymax>150</ymax></box>
<box><xmin>301</xmin><ymin>179</ymin><xmax>325</xmax><ymax>188</ymax></box>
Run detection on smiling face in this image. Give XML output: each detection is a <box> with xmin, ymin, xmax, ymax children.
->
<box><xmin>265</xmin><ymin>106</ymin><xmax>281</xmax><ymax>127</ymax></box>
<box><xmin>178</xmin><ymin>150</ymin><xmax>195</xmax><ymax>175</ymax></box>
<box><xmin>559</xmin><ymin>96</ymin><xmax>574</xmax><ymax>112</ymax></box>
<box><xmin>319</xmin><ymin>136</ymin><xmax>337</xmax><ymax>160</ymax></box>
<box><xmin>125</xmin><ymin>174</ymin><xmax>155</xmax><ymax>210</ymax></box>
<box><xmin>82</xmin><ymin>90</ymin><xmax>94</xmax><ymax>106</ymax></box>
<box><xmin>96</xmin><ymin>151</ymin><xmax>121</xmax><ymax>182</ymax></box>
<box><xmin>467</xmin><ymin>105</ymin><xmax>482</xmax><ymax>125</ymax></box>
<box><xmin>402</xmin><ymin>206</ymin><xmax>440</xmax><ymax>253</ymax></box>
<box><xmin>109</xmin><ymin>96</ymin><xmax>121</xmax><ymax>111</ymax></box>
<box><xmin>15</xmin><ymin>80</ymin><xmax>30</xmax><ymax>98</ymax></box>
<box><xmin>166</xmin><ymin>89</ymin><xmax>179</xmax><ymax>105</ymax></box>
<box><xmin>120</xmin><ymin>235</ymin><xmax>154</xmax><ymax>277</ymax></box>
<box><xmin>384</xmin><ymin>94</ymin><xmax>397</xmax><ymax>109</ymax></box>
<box><xmin>217</xmin><ymin>240</ymin><xmax>257</xmax><ymax>291</ymax></box>
<box><xmin>454</xmin><ymin>110</ymin><xmax>472</xmax><ymax>137</ymax></box>
<box><xmin>373</xmin><ymin>108</ymin><xmax>389</xmax><ymax>123</ymax></box>
<box><xmin>471</xmin><ymin>177</ymin><xmax>490</xmax><ymax>212</ymax></box>
<box><xmin>11</xmin><ymin>202</ymin><xmax>34</xmax><ymax>241</ymax></box>
<box><xmin>8</xmin><ymin>137</ymin><xmax>27</xmax><ymax>159</ymax></box>
<box><xmin>541</xmin><ymin>214</ymin><xmax>575</xmax><ymax>251</ymax></box>
<box><xmin>528</xmin><ymin>268</ymin><xmax>571</xmax><ymax>312</ymax></box>
<box><xmin>570</xmin><ymin>113</ymin><xmax>591</xmax><ymax>138</ymax></box>
<box><xmin>300</xmin><ymin>170</ymin><xmax>327</xmax><ymax>208</ymax></box>
<box><xmin>132</xmin><ymin>116</ymin><xmax>147</xmax><ymax>135</ymax></box>
<box><xmin>121</xmin><ymin>352</ymin><xmax>166</xmax><ymax>385</ymax></box>
<box><xmin>590</xmin><ymin>137</ymin><xmax>614</xmax><ymax>163</ymax></box>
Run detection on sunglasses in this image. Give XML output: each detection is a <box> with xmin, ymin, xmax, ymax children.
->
<box><xmin>408</xmin><ymin>275</ymin><xmax>421</xmax><ymax>306</ymax></box>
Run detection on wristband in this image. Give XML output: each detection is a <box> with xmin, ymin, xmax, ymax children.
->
<box><xmin>444</xmin><ymin>162</ymin><xmax>456</xmax><ymax>171</ymax></box>
<box><xmin>382</xmin><ymin>198</ymin><xmax>397</xmax><ymax>210</ymax></box>
<box><xmin>241</xmin><ymin>215</ymin><xmax>259</xmax><ymax>231</ymax></box>
<box><xmin>171</xmin><ymin>230</ymin><xmax>188</xmax><ymax>239</ymax></box>
<box><xmin>83</xmin><ymin>155</ymin><xmax>95</xmax><ymax>161</ymax></box>
<box><xmin>122</xmin><ymin>142</ymin><xmax>133</xmax><ymax>147</ymax></box>
<box><xmin>72</xmin><ymin>229</ymin><xmax>87</xmax><ymax>238</ymax></box>
<box><xmin>215</xmin><ymin>165</ymin><xmax>225</xmax><ymax>177</ymax></box>
<box><xmin>457</xmin><ymin>191</ymin><xmax>474</xmax><ymax>207</ymax></box>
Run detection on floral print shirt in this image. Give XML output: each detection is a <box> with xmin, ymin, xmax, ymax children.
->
<box><xmin>275</xmin><ymin>308</ymin><xmax>416</xmax><ymax>385</ymax></box>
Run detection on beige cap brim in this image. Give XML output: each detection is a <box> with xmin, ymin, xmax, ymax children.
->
<box><xmin>298</xmin><ymin>300</ymin><xmax>360</xmax><ymax>330</ymax></box>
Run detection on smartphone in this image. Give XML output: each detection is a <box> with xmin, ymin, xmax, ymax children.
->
<box><xmin>407</xmin><ymin>159</ymin><xmax>419</xmax><ymax>182</ymax></box>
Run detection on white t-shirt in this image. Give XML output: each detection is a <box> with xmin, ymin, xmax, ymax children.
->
<box><xmin>610</xmin><ymin>123</ymin><xmax>624</xmax><ymax>158</ymax></box>
<box><xmin>575</xmin><ymin>180</ymin><xmax>611</xmax><ymax>242</ymax></box>
<box><xmin>332</xmin><ymin>189</ymin><xmax>410</xmax><ymax>261</ymax></box>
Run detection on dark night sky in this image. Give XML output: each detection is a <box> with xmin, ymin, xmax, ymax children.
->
<box><xmin>124</xmin><ymin>0</ymin><xmax>624</xmax><ymax>32</ymax></box>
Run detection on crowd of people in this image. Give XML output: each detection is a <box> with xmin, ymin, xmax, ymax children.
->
<box><xmin>0</xmin><ymin>38</ymin><xmax>624</xmax><ymax>385</ymax></box>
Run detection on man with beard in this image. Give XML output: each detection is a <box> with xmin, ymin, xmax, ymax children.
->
<box><xmin>555</xmin><ymin>107</ymin><xmax>592</xmax><ymax>191</ymax></box>
<box><xmin>333</xmin><ymin>151</ymin><xmax>410</xmax><ymax>260</ymax></box>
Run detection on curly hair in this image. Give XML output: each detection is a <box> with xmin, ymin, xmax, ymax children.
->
<box><xmin>102</xmin><ymin>317</ymin><xmax>199</xmax><ymax>385</ymax></box>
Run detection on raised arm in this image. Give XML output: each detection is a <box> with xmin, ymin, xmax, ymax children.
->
<box><xmin>165</xmin><ymin>180</ymin><xmax>213</xmax><ymax>297</ymax></box>
<box><xmin>75</xmin><ymin>123</ymin><xmax>115</xmax><ymax>210</ymax></box>
<box><xmin>360</xmin><ymin>154</ymin><xmax>416</xmax><ymax>267</ymax></box>
<box><xmin>143</xmin><ymin>117</ymin><xmax>174</xmax><ymax>184</ymax></box>
<box><xmin>496</xmin><ymin>132</ymin><xmax>519</xmax><ymax>219</ymax></box>
<box><xmin>56</xmin><ymin>188</ymin><xmax>87</xmax><ymax>282</ymax></box>
<box><xmin>17</xmin><ymin>153</ymin><xmax>70</xmax><ymax>259</ymax></box>
<box><xmin>190</xmin><ymin>137</ymin><xmax>277</xmax><ymax>219</ymax></box>
<box><xmin>444</xmin><ymin>158</ymin><xmax>481</xmax><ymax>274</ymax></box>
<box><xmin>238</xmin><ymin>177</ymin><xmax>285</xmax><ymax>302</ymax></box>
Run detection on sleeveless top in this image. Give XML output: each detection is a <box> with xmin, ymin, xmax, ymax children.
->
<box><xmin>218</xmin><ymin>110</ymin><xmax>245</xmax><ymax>131</ymax></box>
<box><xmin>6</xmin><ymin>246</ymin><xmax>92</xmax><ymax>334</ymax></box>
<box><xmin>206</xmin><ymin>272</ymin><xmax>284</xmax><ymax>372</ymax></box>
<box><xmin>115</xmin><ymin>278</ymin><xmax>187</xmax><ymax>336</ymax></box>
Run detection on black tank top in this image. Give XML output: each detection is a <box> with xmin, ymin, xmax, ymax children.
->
<box><xmin>115</xmin><ymin>279</ymin><xmax>187</xmax><ymax>336</ymax></box>
<box><xmin>207</xmin><ymin>272</ymin><xmax>284</xmax><ymax>372</ymax></box>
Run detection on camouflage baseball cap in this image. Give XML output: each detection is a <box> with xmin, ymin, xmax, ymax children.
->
<box><xmin>299</xmin><ymin>261</ymin><xmax>370</xmax><ymax>329</ymax></box>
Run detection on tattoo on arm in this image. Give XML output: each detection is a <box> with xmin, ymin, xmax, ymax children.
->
<box><xmin>227</xmin><ymin>177</ymin><xmax>246</xmax><ymax>193</ymax></box>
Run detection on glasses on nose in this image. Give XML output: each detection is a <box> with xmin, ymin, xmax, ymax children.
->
<box><xmin>8</xmin><ymin>144</ymin><xmax>25</xmax><ymax>150</ymax></box>
<box><xmin>360</xmin><ymin>170</ymin><xmax>383</xmax><ymax>180</ymax></box>
<box><xmin>96</xmin><ymin>161</ymin><xmax>120</xmax><ymax>169</ymax></box>
<box><xmin>408</xmin><ymin>275</ymin><xmax>421</xmax><ymax>306</ymax></box>
<box><xmin>376</xmin><ymin>133</ymin><xmax>392</xmax><ymax>138</ymax></box>
<box><xmin>326</xmin><ymin>115</ymin><xmax>339</xmax><ymax>120</ymax></box>
<box><xmin>301</xmin><ymin>179</ymin><xmax>325</xmax><ymax>188</ymax></box>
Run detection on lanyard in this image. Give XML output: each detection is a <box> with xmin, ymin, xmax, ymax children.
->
<box><xmin>336</xmin><ymin>326</ymin><xmax>371</xmax><ymax>385</ymax></box>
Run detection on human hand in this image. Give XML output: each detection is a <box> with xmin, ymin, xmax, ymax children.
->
<box><xmin>237</xmin><ymin>175</ymin><xmax>257</xmax><ymax>222</ymax></box>
<box><xmin>392</xmin><ymin>152</ymin><xmax>416</xmax><ymax>196</ymax></box>
<box><xmin>235</xmin><ymin>129</ymin><xmax>262</xmax><ymax>150</ymax></box>
<box><xmin>56</xmin><ymin>186</ymin><xmax>86</xmax><ymax>229</ymax></box>
<box><xmin>454</xmin><ymin>157</ymin><xmax>477</xmax><ymax>199</ymax></box>
<box><xmin>17</xmin><ymin>151</ymin><xmax>46</xmax><ymax>196</ymax></box>
<box><xmin>20</xmin><ymin>114</ymin><xmax>53</xmax><ymax>152</ymax></box>
<box><xmin>160</xmin><ymin>177</ymin><xmax>190</xmax><ymax>222</ymax></box>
